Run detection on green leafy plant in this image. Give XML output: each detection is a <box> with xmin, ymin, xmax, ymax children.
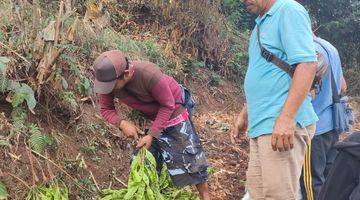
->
<box><xmin>182</xmin><ymin>58</ymin><xmax>205</xmax><ymax>76</ymax></box>
<box><xmin>11</xmin><ymin>107</ymin><xmax>27</xmax><ymax>131</ymax></box>
<box><xmin>78</xmin><ymin>177</ymin><xmax>97</xmax><ymax>200</ymax></box>
<box><xmin>0</xmin><ymin>56</ymin><xmax>10</xmax><ymax>93</ymax></box>
<box><xmin>78</xmin><ymin>76</ymin><xmax>91</xmax><ymax>97</ymax></box>
<box><xmin>0</xmin><ymin>181</ymin><xmax>8</xmax><ymax>200</ymax></box>
<box><xmin>100</xmin><ymin>148</ymin><xmax>199</xmax><ymax>200</ymax></box>
<box><xmin>91</xmin><ymin>156</ymin><xmax>102</xmax><ymax>164</ymax></box>
<box><xmin>29</xmin><ymin>124</ymin><xmax>52</xmax><ymax>154</ymax></box>
<box><xmin>81</xmin><ymin>139</ymin><xmax>98</xmax><ymax>154</ymax></box>
<box><xmin>25</xmin><ymin>181</ymin><xmax>68</xmax><ymax>200</ymax></box>
<box><xmin>101</xmin><ymin>148</ymin><xmax>162</xmax><ymax>200</ymax></box>
<box><xmin>63</xmin><ymin>155</ymin><xmax>87</xmax><ymax>172</ymax></box>
<box><xmin>59</xmin><ymin>91</ymin><xmax>78</xmax><ymax>112</ymax></box>
<box><xmin>10</xmin><ymin>82</ymin><xmax>37</xmax><ymax>112</ymax></box>
<box><xmin>0</xmin><ymin>137</ymin><xmax>10</xmax><ymax>147</ymax></box>
<box><xmin>207</xmin><ymin>166</ymin><xmax>217</xmax><ymax>175</ymax></box>
<box><xmin>209</xmin><ymin>72</ymin><xmax>223</xmax><ymax>87</ymax></box>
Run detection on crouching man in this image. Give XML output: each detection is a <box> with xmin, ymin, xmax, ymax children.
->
<box><xmin>93</xmin><ymin>50</ymin><xmax>210</xmax><ymax>200</ymax></box>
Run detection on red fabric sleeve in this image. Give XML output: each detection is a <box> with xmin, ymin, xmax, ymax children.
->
<box><xmin>98</xmin><ymin>93</ymin><xmax>123</xmax><ymax>127</ymax></box>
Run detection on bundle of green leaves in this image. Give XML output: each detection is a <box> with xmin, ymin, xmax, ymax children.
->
<box><xmin>25</xmin><ymin>181</ymin><xmax>68</xmax><ymax>200</ymax></box>
<box><xmin>100</xmin><ymin>148</ymin><xmax>199</xmax><ymax>200</ymax></box>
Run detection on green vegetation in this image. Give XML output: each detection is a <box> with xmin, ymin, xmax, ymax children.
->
<box><xmin>81</xmin><ymin>139</ymin><xmax>99</xmax><ymax>154</ymax></box>
<box><xmin>25</xmin><ymin>181</ymin><xmax>68</xmax><ymax>200</ymax></box>
<box><xmin>101</xmin><ymin>148</ymin><xmax>199</xmax><ymax>200</ymax></box>
<box><xmin>302</xmin><ymin>0</ymin><xmax>360</xmax><ymax>95</ymax></box>
<box><xmin>0</xmin><ymin>181</ymin><xmax>8</xmax><ymax>200</ymax></box>
<box><xmin>29</xmin><ymin>124</ymin><xmax>52</xmax><ymax>154</ymax></box>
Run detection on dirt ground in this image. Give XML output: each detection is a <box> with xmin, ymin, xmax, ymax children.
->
<box><xmin>1</xmin><ymin>80</ymin><xmax>249</xmax><ymax>199</ymax></box>
<box><xmin>1</xmin><ymin>80</ymin><xmax>359</xmax><ymax>200</ymax></box>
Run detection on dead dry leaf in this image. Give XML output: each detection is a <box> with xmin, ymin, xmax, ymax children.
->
<box><xmin>84</xmin><ymin>0</ymin><xmax>102</xmax><ymax>21</ymax></box>
<box><xmin>66</xmin><ymin>16</ymin><xmax>78</xmax><ymax>42</ymax></box>
<box><xmin>41</xmin><ymin>21</ymin><xmax>56</xmax><ymax>41</ymax></box>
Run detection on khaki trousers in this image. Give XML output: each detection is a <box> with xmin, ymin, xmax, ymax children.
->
<box><xmin>247</xmin><ymin>124</ymin><xmax>315</xmax><ymax>200</ymax></box>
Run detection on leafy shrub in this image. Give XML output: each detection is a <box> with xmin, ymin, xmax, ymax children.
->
<box><xmin>59</xmin><ymin>91</ymin><xmax>78</xmax><ymax>112</ymax></box>
<box><xmin>10</xmin><ymin>82</ymin><xmax>36</xmax><ymax>111</ymax></box>
<box><xmin>29</xmin><ymin>124</ymin><xmax>52</xmax><ymax>154</ymax></box>
<box><xmin>78</xmin><ymin>76</ymin><xmax>92</xmax><ymax>97</ymax></box>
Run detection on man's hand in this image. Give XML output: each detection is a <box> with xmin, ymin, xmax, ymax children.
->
<box><xmin>271</xmin><ymin>62</ymin><xmax>316</xmax><ymax>151</ymax></box>
<box><xmin>119</xmin><ymin>120</ymin><xmax>142</xmax><ymax>140</ymax></box>
<box><xmin>231</xmin><ymin>104</ymin><xmax>248</xmax><ymax>143</ymax></box>
<box><xmin>271</xmin><ymin>114</ymin><xmax>295</xmax><ymax>152</ymax></box>
<box><xmin>136</xmin><ymin>135</ymin><xmax>153</xmax><ymax>149</ymax></box>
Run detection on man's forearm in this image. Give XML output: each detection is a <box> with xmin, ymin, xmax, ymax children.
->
<box><xmin>341</xmin><ymin>76</ymin><xmax>347</xmax><ymax>95</ymax></box>
<box><xmin>280</xmin><ymin>62</ymin><xmax>317</xmax><ymax>119</ymax></box>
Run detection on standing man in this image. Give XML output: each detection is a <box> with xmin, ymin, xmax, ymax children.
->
<box><xmin>231</xmin><ymin>0</ymin><xmax>318</xmax><ymax>199</ymax></box>
<box><xmin>301</xmin><ymin>36</ymin><xmax>347</xmax><ymax>200</ymax></box>
<box><xmin>93</xmin><ymin>50</ymin><xmax>210</xmax><ymax>200</ymax></box>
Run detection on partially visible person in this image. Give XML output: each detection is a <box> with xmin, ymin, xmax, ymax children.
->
<box><xmin>300</xmin><ymin>36</ymin><xmax>347</xmax><ymax>200</ymax></box>
<box><xmin>231</xmin><ymin>0</ymin><xmax>319</xmax><ymax>199</ymax></box>
<box><xmin>318</xmin><ymin>131</ymin><xmax>360</xmax><ymax>200</ymax></box>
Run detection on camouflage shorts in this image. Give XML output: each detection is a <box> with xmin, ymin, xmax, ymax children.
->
<box><xmin>149</xmin><ymin>119</ymin><xmax>209</xmax><ymax>187</ymax></box>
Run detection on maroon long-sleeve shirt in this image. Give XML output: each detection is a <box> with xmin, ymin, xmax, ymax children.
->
<box><xmin>97</xmin><ymin>61</ymin><xmax>182</xmax><ymax>138</ymax></box>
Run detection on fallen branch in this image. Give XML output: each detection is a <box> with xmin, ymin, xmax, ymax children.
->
<box><xmin>29</xmin><ymin>148</ymin><xmax>95</xmax><ymax>194</ymax></box>
<box><xmin>25</xmin><ymin>142</ymin><xmax>39</xmax><ymax>185</ymax></box>
<box><xmin>45</xmin><ymin>151</ymin><xmax>56</xmax><ymax>180</ymax></box>
<box><xmin>212</xmin><ymin>169</ymin><xmax>236</xmax><ymax>177</ymax></box>
<box><xmin>4</xmin><ymin>172</ymin><xmax>31</xmax><ymax>190</ymax></box>
<box><xmin>89</xmin><ymin>170</ymin><xmax>100</xmax><ymax>192</ymax></box>
<box><xmin>114</xmin><ymin>176</ymin><xmax>127</xmax><ymax>187</ymax></box>
<box><xmin>0</xmin><ymin>41</ymin><xmax>31</xmax><ymax>65</ymax></box>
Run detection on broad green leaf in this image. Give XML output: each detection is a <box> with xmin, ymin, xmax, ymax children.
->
<box><xmin>10</xmin><ymin>82</ymin><xmax>36</xmax><ymax>110</ymax></box>
<box><xmin>22</xmin><ymin>84</ymin><xmax>36</xmax><ymax>110</ymax></box>
<box><xmin>0</xmin><ymin>181</ymin><xmax>8</xmax><ymax>199</ymax></box>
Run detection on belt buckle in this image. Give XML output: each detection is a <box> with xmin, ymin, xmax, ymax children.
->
<box><xmin>261</xmin><ymin>49</ymin><xmax>274</xmax><ymax>62</ymax></box>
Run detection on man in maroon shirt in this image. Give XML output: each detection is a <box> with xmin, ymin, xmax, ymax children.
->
<box><xmin>93</xmin><ymin>50</ymin><xmax>210</xmax><ymax>199</ymax></box>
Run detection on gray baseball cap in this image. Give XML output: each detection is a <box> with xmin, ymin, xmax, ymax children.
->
<box><xmin>93</xmin><ymin>50</ymin><xmax>127</xmax><ymax>94</ymax></box>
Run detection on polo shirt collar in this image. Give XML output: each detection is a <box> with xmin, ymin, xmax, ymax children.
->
<box><xmin>255</xmin><ymin>0</ymin><xmax>286</xmax><ymax>24</ymax></box>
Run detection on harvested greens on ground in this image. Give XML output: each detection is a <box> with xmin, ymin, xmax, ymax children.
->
<box><xmin>100</xmin><ymin>148</ymin><xmax>199</xmax><ymax>200</ymax></box>
<box><xmin>25</xmin><ymin>181</ymin><xmax>69</xmax><ymax>200</ymax></box>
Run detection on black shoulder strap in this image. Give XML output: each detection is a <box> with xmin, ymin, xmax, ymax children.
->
<box><xmin>256</xmin><ymin>25</ymin><xmax>295</xmax><ymax>77</ymax></box>
<box><xmin>313</xmin><ymin>38</ymin><xmax>340</xmax><ymax>103</ymax></box>
<box><xmin>330</xmin><ymin>67</ymin><xmax>340</xmax><ymax>103</ymax></box>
